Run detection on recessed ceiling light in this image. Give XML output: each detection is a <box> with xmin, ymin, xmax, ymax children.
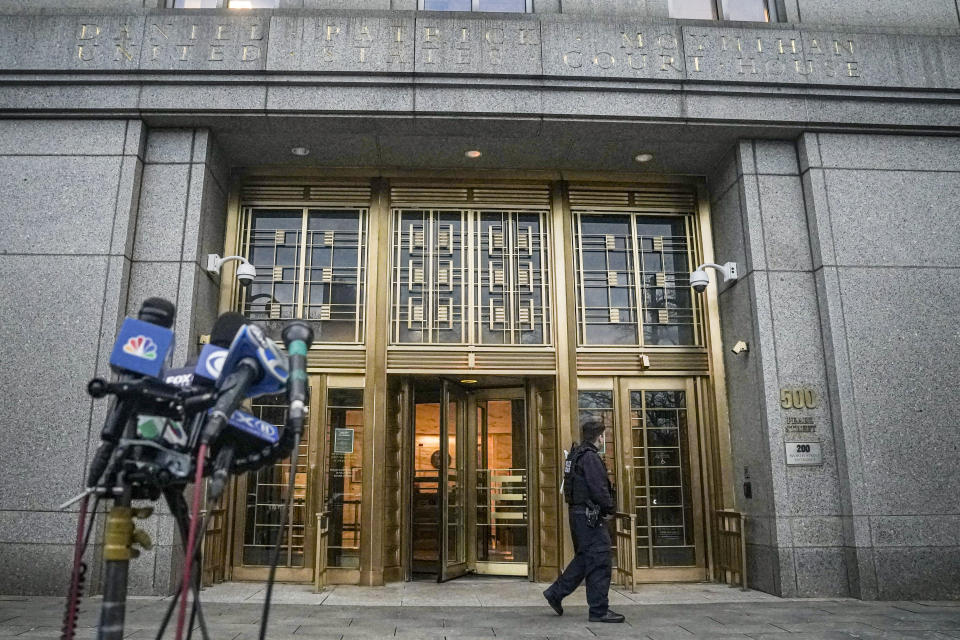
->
<box><xmin>459</xmin><ymin>379</ymin><xmax>478</xmax><ymax>384</ymax></box>
<box><xmin>464</xmin><ymin>150</ymin><xmax>482</xmax><ymax>159</ymax></box>
<box><xmin>634</xmin><ymin>152</ymin><xmax>654</xmax><ymax>163</ymax></box>
<box><xmin>291</xmin><ymin>147</ymin><xmax>310</xmax><ymax>156</ymax></box>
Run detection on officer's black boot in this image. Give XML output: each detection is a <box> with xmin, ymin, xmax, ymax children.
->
<box><xmin>542</xmin><ymin>588</ymin><xmax>563</xmax><ymax>615</ymax></box>
<box><xmin>589</xmin><ymin>610</ymin><xmax>625</xmax><ymax>623</ymax></box>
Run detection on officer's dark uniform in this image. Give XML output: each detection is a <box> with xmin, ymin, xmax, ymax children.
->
<box><xmin>544</xmin><ymin>440</ymin><xmax>616</xmax><ymax>620</ymax></box>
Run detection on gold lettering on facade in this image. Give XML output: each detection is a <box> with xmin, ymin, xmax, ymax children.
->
<box><xmin>627</xmin><ymin>52</ymin><xmax>647</xmax><ymax>69</ymax></box>
<box><xmin>395</xmin><ymin>25</ymin><xmax>405</xmax><ymax>42</ymax></box>
<box><xmin>846</xmin><ymin>61</ymin><xmax>859</xmax><ymax>77</ymax></box>
<box><xmin>189</xmin><ymin>25</ymin><xmax>199</xmax><ymax>40</ymax></box>
<box><xmin>593</xmin><ymin>52</ymin><xmax>615</xmax><ymax>69</ymax></box>
<box><xmin>151</xmin><ymin>45</ymin><xmax>161</xmax><ymax>60</ymax></box>
<box><xmin>249</xmin><ymin>24</ymin><xmax>263</xmax><ymax>40</ymax></box>
<box><xmin>621</xmin><ymin>32</ymin><xmax>644</xmax><ymax>49</ymax></box>
<box><xmin>659</xmin><ymin>54</ymin><xmax>681</xmax><ymax>72</ymax></box>
<box><xmin>424</xmin><ymin>27</ymin><xmax>440</xmax><ymax>43</ymax></box>
<box><xmin>357</xmin><ymin>46</ymin><xmax>368</xmax><ymax>63</ymax></box>
<box><xmin>822</xmin><ymin>59</ymin><xmax>836</xmax><ymax>76</ymax></box>
<box><xmin>488</xmin><ymin>48</ymin><xmax>502</xmax><ymax>65</ymax></box>
<box><xmin>686</xmin><ymin>32</ymin><xmax>709</xmax><ymax>51</ymax></box>
<box><xmin>79</xmin><ymin>24</ymin><xmax>101</xmax><ymax>40</ymax></box>
<box><xmin>834</xmin><ymin>39</ymin><xmax>854</xmax><ymax>55</ymax></box>
<box><xmin>321</xmin><ymin>46</ymin><xmax>335</xmax><ymax>62</ymax></box>
<box><xmin>114</xmin><ymin>43</ymin><xmax>135</xmax><ymax>61</ymax></box>
<box><xmin>689</xmin><ymin>54</ymin><xmax>702</xmax><ymax>72</ymax></box>
<box><xmin>151</xmin><ymin>23</ymin><xmax>169</xmax><ymax>40</ymax></box>
<box><xmin>777</xmin><ymin>38</ymin><xmax>797</xmax><ymax>54</ymax></box>
<box><xmin>721</xmin><ymin>35</ymin><xmax>742</xmax><ymax>52</ymax></box>
<box><xmin>387</xmin><ymin>44</ymin><xmax>406</xmax><ymax>63</ymax></box>
<box><xmin>485</xmin><ymin>28</ymin><xmax>504</xmax><ymax>45</ymax></box>
<box><xmin>458</xmin><ymin>27</ymin><xmax>469</xmax><ymax>45</ymax></box>
<box><xmin>738</xmin><ymin>57</ymin><xmax>757</xmax><ymax>74</ymax></box>
<box><xmin>114</xmin><ymin>24</ymin><xmax>132</xmax><ymax>41</ymax></box>
<box><xmin>794</xmin><ymin>59</ymin><xmax>812</xmax><ymax>75</ymax></box>
<box><xmin>215</xmin><ymin>25</ymin><xmax>232</xmax><ymax>40</ymax></box>
<box><xmin>209</xmin><ymin>44</ymin><xmax>224</xmax><ymax>61</ymax></box>
<box><xmin>424</xmin><ymin>48</ymin><xmax>436</xmax><ymax>64</ymax></box>
<box><xmin>657</xmin><ymin>33</ymin><xmax>677</xmax><ymax>49</ymax></box>
<box><xmin>563</xmin><ymin>51</ymin><xmax>583</xmax><ymax>68</ymax></box>
<box><xmin>77</xmin><ymin>45</ymin><xmax>95</xmax><ymax>61</ymax></box>
<box><xmin>457</xmin><ymin>48</ymin><xmax>471</xmax><ymax>65</ymax></box>
<box><xmin>519</xmin><ymin>26</ymin><xmax>537</xmax><ymax>45</ymax></box>
<box><xmin>178</xmin><ymin>45</ymin><xmax>193</xmax><ymax>61</ymax></box>
<box><xmin>356</xmin><ymin>24</ymin><xmax>372</xmax><ymax>41</ymax></box>
<box><xmin>765</xmin><ymin>59</ymin><xmax>784</xmax><ymax>74</ymax></box>
<box><xmin>809</xmin><ymin>38</ymin><xmax>823</xmax><ymax>55</ymax></box>
<box><xmin>756</xmin><ymin>37</ymin><xmax>763</xmax><ymax>53</ymax></box>
<box><xmin>326</xmin><ymin>25</ymin><xmax>340</xmax><ymax>41</ymax></box>
<box><xmin>241</xmin><ymin>45</ymin><xmax>260</xmax><ymax>61</ymax></box>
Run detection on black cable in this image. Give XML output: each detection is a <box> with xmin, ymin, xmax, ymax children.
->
<box><xmin>258</xmin><ymin>431</ymin><xmax>302</xmax><ymax>640</ymax></box>
<box><xmin>156</xmin><ymin>491</ymin><xmax>210</xmax><ymax>640</ymax></box>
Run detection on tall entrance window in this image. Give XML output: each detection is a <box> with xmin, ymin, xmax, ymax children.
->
<box><xmin>323</xmin><ymin>388</ymin><xmax>364</xmax><ymax>569</ymax></box>
<box><xmin>573</xmin><ymin>212</ymin><xmax>698</xmax><ymax>346</ymax></box>
<box><xmin>577</xmin><ymin>377</ymin><xmax>707</xmax><ymax>582</ymax></box>
<box><xmin>239</xmin><ymin>207</ymin><xmax>368</xmax><ymax>343</ymax></box>
<box><xmin>391</xmin><ymin>209</ymin><xmax>551</xmax><ymax>345</ymax></box>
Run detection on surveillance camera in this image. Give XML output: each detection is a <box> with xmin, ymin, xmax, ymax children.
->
<box><xmin>236</xmin><ymin>261</ymin><xmax>257</xmax><ymax>287</ymax></box>
<box><xmin>690</xmin><ymin>269</ymin><xmax>709</xmax><ymax>293</ymax></box>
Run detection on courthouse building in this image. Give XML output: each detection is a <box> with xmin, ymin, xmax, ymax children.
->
<box><xmin>1</xmin><ymin>0</ymin><xmax>959</xmax><ymax>601</ymax></box>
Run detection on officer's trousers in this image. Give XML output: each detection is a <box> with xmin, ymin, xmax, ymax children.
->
<box><xmin>546</xmin><ymin>510</ymin><xmax>612</xmax><ymax>618</ymax></box>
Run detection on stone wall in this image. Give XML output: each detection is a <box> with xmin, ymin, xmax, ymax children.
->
<box><xmin>0</xmin><ymin>119</ymin><xmax>143</xmax><ymax>594</ymax></box>
<box><xmin>0</xmin><ymin>123</ymin><xmax>226</xmax><ymax>595</ymax></box>
<box><xmin>710</xmin><ymin>140</ymin><xmax>848</xmax><ymax>597</ymax></box>
<box><xmin>799</xmin><ymin>132</ymin><xmax>960</xmax><ymax>600</ymax></box>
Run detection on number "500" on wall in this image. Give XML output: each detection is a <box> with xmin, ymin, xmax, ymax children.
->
<box><xmin>780</xmin><ymin>387</ymin><xmax>818</xmax><ymax>409</ymax></box>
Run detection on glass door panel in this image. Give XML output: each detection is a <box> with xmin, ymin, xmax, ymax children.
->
<box><xmin>411</xmin><ymin>394</ymin><xmax>441</xmax><ymax>574</ymax></box>
<box><xmin>439</xmin><ymin>381</ymin><xmax>468</xmax><ymax>581</ymax></box>
<box><xmin>234</xmin><ymin>388</ymin><xmax>317</xmax><ymax>582</ymax></box>
<box><xmin>474</xmin><ymin>394</ymin><xmax>528</xmax><ymax>575</ymax></box>
<box><xmin>620</xmin><ymin>377</ymin><xmax>705</xmax><ymax>581</ymax></box>
<box><xmin>322</xmin><ymin>387</ymin><xmax>364</xmax><ymax>570</ymax></box>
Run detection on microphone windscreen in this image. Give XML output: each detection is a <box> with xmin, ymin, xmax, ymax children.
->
<box><xmin>138</xmin><ymin>297</ymin><xmax>176</xmax><ymax>328</ymax></box>
<box><xmin>210</xmin><ymin>312</ymin><xmax>247</xmax><ymax>347</ymax></box>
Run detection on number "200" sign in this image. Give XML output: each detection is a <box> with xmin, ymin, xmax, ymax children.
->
<box><xmin>780</xmin><ymin>387</ymin><xmax>818</xmax><ymax>409</ymax></box>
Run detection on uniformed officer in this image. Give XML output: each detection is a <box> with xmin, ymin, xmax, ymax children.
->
<box><xmin>542</xmin><ymin>420</ymin><xmax>625</xmax><ymax>623</ymax></box>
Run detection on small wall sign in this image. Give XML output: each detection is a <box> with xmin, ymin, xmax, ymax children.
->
<box><xmin>780</xmin><ymin>387</ymin><xmax>819</xmax><ymax>409</ymax></box>
<box><xmin>785</xmin><ymin>441</ymin><xmax>823</xmax><ymax>466</ymax></box>
<box><xmin>333</xmin><ymin>428</ymin><xmax>355</xmax><ymax>454</ymax></box>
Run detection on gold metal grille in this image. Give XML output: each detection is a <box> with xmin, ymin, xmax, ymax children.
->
<box><xmin>573</xmin><ymin>208</ymin><xmax>699</xmax><ymax>347</ymax></box>
<box><xmin>391</xmin><ymin>209</ymin><xmax>551</xmax><ymax>346</ymax></box>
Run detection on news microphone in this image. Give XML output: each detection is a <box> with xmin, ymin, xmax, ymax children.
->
<box><xmin>200</xmin><ymin>324</ymin><xmax>288</xmax><ymax>446</ymax></box>
<box><xmin>207</xmin><ymin>409</ymin><xmax>280</xmax><ymax>499</ymax></box>
<box><xmin>87</xmin><ymin>298</ymin><xmax>176</xmax><ymax>488</ymax></box>
<box><xmin>163</xmin><ymin>312</ymin><xmax>246</xmax><ymax>389</ymax></box>
<box><xmin>281</xmin><ymin>321</ymin><xmax>314</xmax><ymax>433</ymax></box>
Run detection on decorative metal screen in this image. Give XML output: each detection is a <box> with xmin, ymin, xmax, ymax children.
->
<box><xmin>239</xmin><ymin>207</ymin><xmax>367</xmax><ymax>343</ymax></box>
<box><xmin>392</xmin><ymin>209</ymin><xmax>550</xmax><ymax>345</ymax></box>
<box><xmin>573</xmin><ymin>213</ymin><xmax>696</xmax><ymax>346</ymax></box>
<box><xmin>631</xmin><ymin>390</ymin><xmax>695</xmax><ymax>567</ymax></box>
<box><xmin>241</xmin><ymin>394</ymin><xmax>309</xmax><ymax>567</ymax></box>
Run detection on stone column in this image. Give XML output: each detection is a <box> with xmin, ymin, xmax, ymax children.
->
<box><xmin>0</xmin><ymin>119</ymin><xmax>145</xmax><ymax>595</ymax></box>
<box><xmin>122</xmin><ymin>127</ymin><xmax>228</xmax><ymax>595</ymax></box>
<box><xmin>709</xmin><ymin>139</ymin><xmax>849</xmax><ymax>597</ymax></box>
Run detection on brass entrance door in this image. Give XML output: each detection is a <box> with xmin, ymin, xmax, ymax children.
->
<box><xmin>579</xmin><ymin>376</ymin><xmax>707</xmax><ymax>583</ymax></box>
<box><xmin>231</xmin><ymin>379</ymin><xmax>323</xmax><ymax>582</ymax></box>
<box><xmin>469</xmin><ymin>389</ymin><xmax>529</xmax><ymax>577</ymax></box>
<box><xmin>439</xmin><ymin>381</ymin><xmax>468</xmax><ymax>582</ymax></box>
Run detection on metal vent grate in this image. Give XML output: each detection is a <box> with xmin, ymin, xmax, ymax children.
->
<box><xmin>241</xmin><ymin>183</ymin><xmax>371</xmax><ymax>204</ymax></box>
<box><xmin>391</xmin><ymin>185</ymin><xmax>550</xmax><ymax>208</ymax></box>
<box><xmin>576</xmin><ymin>349</ymin><xmax>709</xmax><ymax>373</ymax></box>
<box><xmin>569</xmin><ymin>186</ymin><xmax>696</xmax><ymax>212</ymax></box>
<box><xmin>387</xmin><ymin>348</ymin><xmax>556</xmax><ymax>372</ymax></box>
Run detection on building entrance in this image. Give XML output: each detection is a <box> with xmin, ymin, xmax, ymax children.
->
<box><xmin>404</xmin><ymin>377</ymin><xmax>532</xmax><ymax>582</ymax></box>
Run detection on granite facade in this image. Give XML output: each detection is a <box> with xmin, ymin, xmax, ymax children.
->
<box><xmin>0</xmin><ymin>1</ymin><xmax>958</xmax><ymax>600</ymax></box>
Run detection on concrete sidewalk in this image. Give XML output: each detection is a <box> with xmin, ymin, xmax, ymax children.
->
<box><xmin>3</xmin><ymin>579</ymin><xmax>959</xmax><ymax>639</ymax></box>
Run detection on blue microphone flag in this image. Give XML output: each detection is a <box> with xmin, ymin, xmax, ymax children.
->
<box><xmin>109</xmin><ymin>317</ymin><xmax>175</xmax><ymax>378</ymax></box>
